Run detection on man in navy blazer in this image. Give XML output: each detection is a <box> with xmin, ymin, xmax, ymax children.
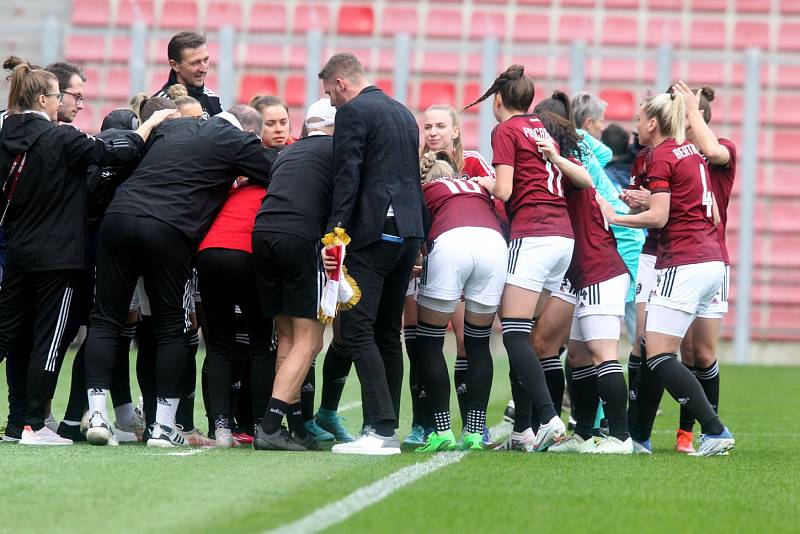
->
<box><xmin>320</xmin><ymin>53</ymin><xmax>426</xmax><ymax>455</ymax></box>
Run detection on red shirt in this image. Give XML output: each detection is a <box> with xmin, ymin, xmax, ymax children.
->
<box><xmin>708</xmin><ymin>138</ymin><xmax>737</xmax><ymax>265</ymax></box>
<box><xmin>423</xmin><ymin>177</ymin><xmax>502</xmax><ymax>241</ymax></box>
<box><xmin>565</xmin><ymin>184</ymin><xmax>628</xmax><ymax>289</ymax></box>
<box><xmin>491</xmin><ymin>115</ymin><xmax>574</xmax><ymax>241</ymax></box>
<box><xmin>647</xmin><ymin>139</ymin><xmax>724</xmax><ymax>269</ymax></box>
<box><xmin>462</xmin><ymin>150</ymin><xmax>494</xmax><ymax>179</ymax></box>
<box><xmin>198</xmin><ymin>184</ymin><xmax>265</xmax><ymax>253</ymax></box>
<box><xmin>630</xmin><ymin>147</ymin><xmax>659</xmax><ymax>256</ymax></box>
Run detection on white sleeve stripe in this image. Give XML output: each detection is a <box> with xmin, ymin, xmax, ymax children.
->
<box><xmin>464</xmin><ymin>151</ymin><xmax>494</xmax><ymax>177</ymax></box>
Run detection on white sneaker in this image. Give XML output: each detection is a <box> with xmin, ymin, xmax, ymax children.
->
<box><xmin>79</xmin><ymin>410</ymin><xmax>91</xmax><ymax>436</ymax></box>
<box><xmin>690</xmin><ymin>427</ymin><xmax>735</xmax><ymax>457</ymax></box>
<box><xmin>591</xmin><ymin>436</ymin><xmax>634</xmax><ymax>454</ymax></box>
<box><xmin>44</xmin><ymin>413</ymin><xmax>59</xmax><ymax>433</ymax></box>
<box><xmin>548</xmin><ymin>434</ymin><xmax>596</xmax><ymax>453</ymax></box>
<box><xmin>19</xmin><ymin>425</ymin><xmax>72</xmax><ymax>446</ymax></box>
<box><xmin>86</xmin><ymin>411</ymin><xmax>118</xmax><ymax>446</ymax></box>
<box><xmin>532</xmin><ymin>415</ymin><xmax>566</xmax><ymax>451</ymax></box>
<box><xmin>214</xmin><ymin>428</ymin><xmax>239</xmax><ymax>448</ymax></box>
<box><xmin>176</xmin><ymin>425</ymin><xmax>215</xmax><ymax>447</ymax></box>
<box><xmin>331</xmin><ymin>428</ymin><xmax>401</xmax><ymax>455</ymax></box>
<box><xmin>492</xmin><ymin>428</ymin><xmax>535</xmax><ymax>452</ymax></box>
<box><xmin>147</xmin><ymin>423</ymin><xmax>188</xmax><ymax>448</ymax></box>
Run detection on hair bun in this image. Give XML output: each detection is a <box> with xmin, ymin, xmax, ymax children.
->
<box><xmin>167</xmin><ymin>83</ymin><xmax>188</xmax><ymax>99</ymax></box>
<box><xmin>700</xmin><ymin>85</ymin><xmax>715</xmax><ymax>103</ymax></box>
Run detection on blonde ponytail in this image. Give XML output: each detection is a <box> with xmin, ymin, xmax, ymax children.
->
<box><xmin>642</xmin><ymin>92</ymin><xmax>686</xmax><ymax>145</ymax></box>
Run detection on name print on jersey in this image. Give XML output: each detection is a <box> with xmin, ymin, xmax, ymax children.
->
<box><xmin>672</xmin><ymin>143</ymin><xmax>700</xmax><ymax>160</ymax></box>
<box><xmin>523</xmin><ymin>126</ymin><xmax>550</xmax><ymax>141</ymax></box>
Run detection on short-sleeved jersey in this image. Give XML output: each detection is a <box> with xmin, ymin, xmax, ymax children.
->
<box><xmin>647</xmin><ymin>139</ymin><xmax>724</xmax><ymax>269</ymax></box>
<box><xmin>629</xmin><ymin>147</ymin><xmax>659</xmax><ymax>256</ymax></box>
<box><xmin>708</xmin><ymin>138</ymin><xmax>737</xmax><ymax>265</ymax></box>
<box><xmin>491</xmin><ymin>114</ymin><xmax>574</xmax><ymax>241</ymax></box>
<box><xmin>462</xmin><ymin>150</ymin><xmax>494</xmax><ymax>179</ymax></box>
<box><xmin>423</xmin><ymin>177</ymin><xmax>502</xmax><ymax>241</ymax></box>
<box><xmin>565</xmin><ymin>184</ymin><xmax>629</xmax><ymax>290</ymax></box>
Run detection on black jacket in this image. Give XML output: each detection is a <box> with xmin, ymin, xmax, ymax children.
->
<box><xmin>107</xmin><ymin>115</ymin><xmax>277</xmax><ymax>247</ymax></box>
<box><xmin>154</xmin><ymin>70</ymin><xmax>222</xmax><ymax>118</ymax></box>
<box><xmin>0</xmin><ymin>112</ymin><xmax>145</xmax><ymax>272</ymax></box>
<box><xmin>326</xmin><ymin>86</ymin><xmax>428</xmax><ymax>250</ymax></box>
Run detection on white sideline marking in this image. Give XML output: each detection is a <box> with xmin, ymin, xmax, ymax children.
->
<box><xmin>143</xmin><ymin>448</ymin><xmax>208</xmax><ymax>457</ymax></box>
<box><xmin>337</xmin><ymin>401</ymin><xmax>362</xmax><ymax>413</ymax></box>
<box><xmin>264</xmin><ymin>451</ymin><xmax>467</xmax><ymax>534</ymax></box>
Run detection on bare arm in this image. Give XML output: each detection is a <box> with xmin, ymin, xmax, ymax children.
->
<box><xmin>672</xmin><ymin>81</ymin><xmax>731</xmax><ymax>166</ymax></box>
<box><xmin>606</xmin><ymin>191</ymin><xmax>670</xmax><ymax>229</ymax></box>
<box><xmin>537</xmin><ymin>138</ymin><xmax>592</xmax><ymax>189</ymax></box>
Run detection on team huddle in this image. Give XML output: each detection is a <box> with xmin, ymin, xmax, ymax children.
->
<box><xmin>0</xmin><ymin>30</ymin><xmax>735</xmax><ymax>457</ymax></box>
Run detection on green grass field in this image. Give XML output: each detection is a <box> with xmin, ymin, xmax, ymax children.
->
<box><xmin>1</xmin><ymin>348</ymin><xmax>798</xmax><ymax>534</ymax></box>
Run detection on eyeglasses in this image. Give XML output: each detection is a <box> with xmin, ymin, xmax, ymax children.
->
<box><xmin>44</xmin><ymin>92</ymin><xmax>64</xmax><ymax>102</ymax></box>
<box><xmin>61</xmin><ymin>91</ymin><xmax>84</xmax><ymax>105</ymax></box>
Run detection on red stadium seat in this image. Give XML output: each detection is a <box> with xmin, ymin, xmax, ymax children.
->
<box><xmin>510</xmin><ymin>55</ymin><xmax>549</xmax><ymax>78</ymax></box>
<box><xmin>771</xmin><ymin>95</ymin><xmax>800</xmax><ymax>127</ymax></box>
<box><xmin>107</xmin><ymin>36</ymin><xmax>133</xmax><ymax>63</ymax></box>
<box><xmin>512</xmin><ymin>14</ymin><xmax>550</xmax><ymax>43</ymax></box>
<box><xmin>691</xmin><ymin>0</ymin><xmax>728</xmax><ymax>11</ymax></box>
<box><xmin>469</xmin><ymin>11</ymin><xmax>506</xmax><ymax>39</ymax></box>
<box><xmin>605</xmin><ymin>0</ymin><xmax>641</xmax><ymax>7</ymax></box>
<box><xmin>65</xmin><ymin>35</ymin><xmax>106</xmax><ymax>62</ymax></box>
<box><xmin>238</xmin><ymin>75</ymin><xmax>277</xmax><ymax>103</ymax></box>
<box><xmin>602</xmin><ymin>16</ymin><xmax>638</xmax><ymax>46</ymax></box>
<box><xmin>116</xmin><ymin>0</ymin><xmax>155</xmax><ymax>26</ymax></box>
<box><xmin>72</xmin><ymin>0</ymin><xmax>111</xmax><ymax>27</ymax></box>
<box><xmin>772</xmin><ymin>131</ymin><xmax>800</xmax><ymax>163</ymax></box>
<box><xmin>736</xmin><ymin>0</ymin><xmax>771</xmax><ymax>12</ymax></box>
<box><xmin>770</xmin><ymin>165</ymin><xmax>800</xmax><ymax>197</ymax></box>
<box><xmin>337</xmin><ymin>5</ymin><xmax>374</xmax><ymax>36</ymax></box>
<box><xmin>648</xmin><ymin>0</ymin><xmax>683</xmax><ymax>8</ymax></box>
<box><xmin>734</xmin><ymin>22</ymin><xmax>770</xmax><ymax>50</ymax></box>
<box><xmin>460</xmin><ymin>118</ymin><xmax>480</xmax><ymax>150</ymax></box>
<box><xmin>560</xmin><ymin>0</ymin><xmax>595</xmax><ymax>5</ymax></box>
<box><xmin>417</xmin><ymin>52</ymin><xmax>461</xmax><ymax>74</ymax></box>
<box><xmin>465</xmin><ymin>52</ymin><xmax>503</xmax><ymax>76</ymax></box>
<box><xmin>599</xmin><ymin>89</ymin><xmax>636</xmax><ymax>121</ymax></box>
<box><xmin>769</xmin><ymin>236</ymin><xmax>800</xmax><ymax>267</ymax></box>
<box><xmin>288</xmin><ymin>46</ymin><xmax>307</xmax><ymax>68</ymax></box>
<box><xmin>556</xmin><ymin>15</ymin><xmax>595</xmax><ymax>44</ymax></box>
<box><xmin>294</xmin><ymin>4</ymin><xmax>331</xmax><ymax>33</ymax></box>
<box><xmin>205</xmin><ymin>1</ymin><xmax>242</xmax><ymax>30</ymax></box>
<box><xmin>425</xmin><ymin>9</ymin><xmax>463</xmax><ymax>39</ymax></box>
<box><xmin>102</xmin><ymin>68</ymin><xmax>131</xmax><ymax>101</ymax></box>
<box><xmin>778</xmin><ymin>23</ymin><xmax>800</xmax><ymax>52</ymax></box>
<box><xmin>462</xmin><ymin>82</ymin><xmax>482</xmax><ymax>113</ymax></box>
<box><xmin>243</xmin><ymin>44</ymin><xmax>285</xmax><ymax>67</ymax></box>
<box><xmin>690</xmin><ymin>20</ymin><xmax>727</xmax><ymax>49</ymax></box>
<box><xmin>249</xmin><ymin>3</ymin><xmax>287</xmax><ymax>33</ymax></box>
<box><xmin>81</xmin><ymin>68</ymin><xmax>101</xmax><ymax>99</ymax></box>
<box><xmin>598</xmin><ymin>59</ymin><xmax>639</xmax><ymax>82</ymax></box>
<box><xmin>517</xmin><ymin>0</ymin><xmax>551</xmax><ymax>4</ymax></box>
<box><xmin>72</xmin><ymin>104</ymin><xmax>96</xmax><ymax>133</ymax></box>
<box><xmin>380</xmin><ymin>6</ymin><xmax>418</xmax><ymax>36</ymax></box>
<box><xmin>645</xmin><ymin>18</ymin><xmax>683</xmax><ymax>47</ymax></box>
<box><xmin>325</xmin><ymin>46</ymin><xmax>371</xmax><ymax>70</ymax></box>
<box><xmin>284</xmin><ymin>76</ymin><xmax>306</xmax><ymax>107</ymax></box>
<box><xmin>160</xmin><ymin>1</ymin><xmax>198</xmax><ymax>29</ymax></box>
<box><xmin>767</xmin><ymin>305</ymin><xmax>800</xmax><ymax>338</ymax></box>
<box><xmin>417</xmin><ymin>81</ymin><xmax>456</xmax><ymax>111</ymax></box>
<box><xmin>780</xmin><ymin>0</ymin><xmax>800</xmax><ymax>13</ymax></box>
<box><xmin>687</xmin><ymin>61</ymin><xmax>725</xmax><ymax>86</ymax></box>
<box><xmin>776</xmin><ymin>66</ymin><xmax>800</xmax><ymax>88</ymax></box>
<box><xmin>730</xmin><ymin>63</ymin><xmax>769</xmax><ymax>87</ymax></box>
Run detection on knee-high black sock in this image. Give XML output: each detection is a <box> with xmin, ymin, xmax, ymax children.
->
<box><xmin>404</xmin><ymin>325</ymin><xmax>425</xmax><ymax>427</ymax></box>
<box><xmin>502</xmin><ymin>319</ymin><xmax>556</xmax><ymax>423</ymax></box>
<box><xmin>287</xmin><ymin>402</ymin><xmax>307</xmax><ymax>438</ymax></box>
<box><xmin>63</xmin><ymin>341</ymin><xmax>87</xmax><ymax>422</ymax></box>
<box><xmin>679</xmin><ymin>363</ymin><xmax>697</xmax><ymax>432</ymax></box>
<box><xmin>300</xmin><ymin>361</ymin><xmax>316</xmax><ymax>422</ymax></box>
<box><xmin>463</xmin><ymin>322</ymin><xmax>492</xmax><ymax>434</ymax></box>
<box><xmin>509</xmin><ymin>367</ymin><xmax>533</xmax><ymax>433</ymax></box>
<box><xmin>695</xmin><ymin>360</ymin><xmax>720</xmax><ymax>413</ymax></box>
<box><xmin>320</xmin><ymin>340</ymin><xmax>352</xmax><ymax>411</ymax></box>
<box><xmin>571</xmin><ymin>365</ymin><xmax>598</xmax><ymax>439</ymax></box>
<box><xmin>647</xmin><ymin>353</ymin><xmax>724</xmax><ymax>436</ymax></box>
<box><xmin>541</xmin><ymin>355</ymin><xmax>565</xmax><ymax>416</ymax></box>
<box><xmin>630</xmin><ymin>360</ymin><xmax>664</xmax><ymax>442</ymax></box>
<box><xmin>627</xmin><ymin>352</ymin><xmax>642</xmax><ymax>405</ymax></box>
<box><xmin>564</xmin><ymin>358</ymin><xmax>574</xmax><ymax>418</ymax></box>
<box><xmin>201</xmin><ymin>356</ymin><xmax>213</xmax><ymax>432</ymax></box>
<box><xmin>596</xmin><ymin>360</ymin><xmax>629</xmax><ymax>441</ymax></box>
<box><xmin>453</xmin><ymin>354</ymin><xmax>468</xmax><ymax>429</ymax></box>
<box><xmin>416</xmin><ymin>322</ymin><xmax>451</xmax><ymax>432</ymax></box>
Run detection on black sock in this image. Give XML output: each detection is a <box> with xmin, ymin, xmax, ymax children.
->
<box><xmin>301</xmin><ymin>362</ymin><xmax>316</xmax><ymax>422</ymax></box>
<box><xmin>695</xmin><ymin>360</ymin><xmax>720</xmax><ymax>414</ymax></box>
<box><xmin>261</xmin><ymin>397</ymin><xmax>289</xmax><ymax>434</ymax></box>
<box><xmin>679</xmin><ymin>363</ymin><xmax>697</xmax><ymax>432</ymax></box>
<box><xmin>571</xmin><ymin>365</ymin><xmax>598</xmax><ymax>440</ymax></box>
<box><xmin>647</xmin><ymin>353</ymin><xmax>724</xmax><ymax>436</ymax></box>
<box><xmin>463</xmin><ymin>322</ymin><xmax>492</xmax><ymax>432</ymax></box>
<box><xmin>287</xmin><ymin>402</ymin><xmax>307</xmax><ymax>438</ymax></box>
<box><xmin>627</xmin><ymin>352</ymin><xmax>642</xmax><ymax>404</ymax></box>
<box><xmin>502</xmin><ymin>318</ymin><xmax>557</xmax><ymax>423</ymax></box>
<box><xmin>541</xmin><ymin>355</ymin><xmax>565</xmax><ymax>416</ymax></box>
<box><xmin>110</xmin><ymin>324</ymin><xmax>135</xmax><ymax>408</ymax></box>
<box><xmin>320</xmin><ymin>341</ymin><xmax>351</xmax><ymax>411</ymax></box>
<box><xmin>564</xmin><ymin>358</ymin><xmax>574</xmax><ymax>419</ymax></box>
<box><xmin>453</xmin><ymin>354</ymin><xmax>468</xmax><ymax>428</ymax></box>
<box><xmin>630</xmin><ymin>357</ymin><xmax>664</xmax><ymax>443</ymax></box>
<box><xmin>510</xmin><ymin>367</ymin><xmax>532</xmax><ymax>433</ymax></box>
<box><xmin>214</xmin><ymin>414</ymin><xmax>230</xmax><ymax>431</ymax></box>
<box><xmin>596</xmin><ymin>360</ymin><xmax>629</xmax><ymax>441</ymax></box>
<box><xmin>415</xmin><ymin>322</ymin><xmax>450</xmax><ymax>429</ymax></box>
<box><xmin>372</xmin><ymin>420</ymin><xmax>394</xmax><ymax>437</ymax></box>
<box><xmin>404</xmin><ymin>326</ymin><xmax>424</xmax><ymax>426</ymax></box>
<box><xmin>201</xmin><ymin>356</ymin><xmax>213</xmax><ymax>432</ymax></box>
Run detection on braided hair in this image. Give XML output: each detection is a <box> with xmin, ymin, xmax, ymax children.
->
<box><xmin>463</xmin><ymin>64</ymin><xmax>535</xmax><ymax>113</ymax></box>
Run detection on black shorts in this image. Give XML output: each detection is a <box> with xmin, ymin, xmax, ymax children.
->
<box><xmin>252</xmin><ymin>231</ymin><xmax>325</xmax><ymax>320</ymax></box>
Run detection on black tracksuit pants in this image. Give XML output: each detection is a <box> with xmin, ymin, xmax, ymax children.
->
<box><xmin>86</xmin><ymin>213</ymin><xmax>194</xmax><ymax>398</ymax></box>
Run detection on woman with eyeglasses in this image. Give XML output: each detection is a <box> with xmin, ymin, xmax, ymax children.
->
<box><xmin>0</xmin><ymin>57</ymin><xmax>172</xmax><ymax>446</ymax></box>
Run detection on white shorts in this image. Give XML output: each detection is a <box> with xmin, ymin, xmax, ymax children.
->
<box><xmin>506</xmin><ymin>236</ymin><xmax>574</xmax><ymax>293</ymax></box>
<box><xmin>551</xmin><ymin>277</ymin><xmax>577</xmax><ymax>306</ymax></box>
<box><xmin>418</xmin><ymin>226</ymin><xmax>508</xmax><ymax>313</ymax></box>
<box><xmin>634</xmin><ymin>253</ymin><xmax>657</xmax><ymax>305</ymax></box>
<box><xmin>569</xmin><ymin>313</ymin><xmax>622</xmax><ymax>342</ymax></box>
<box><xmin>646</xmin><ymin>261</ymin><xmax>726</xmax><ymax>337</ymax></box>
<box><xmin>697</xmin><ymin>264</ymin><xmax>729</xmax><ymax>319</ymax></box>
<box><xmin>405</xmin><ymin>277</ymin><xmax>418</xmax><ymax>298</ymax></box>
<box><xmin>569</xmin><ymin>274</ymin><xmax>628</xmax><ymax>342</ymax></box>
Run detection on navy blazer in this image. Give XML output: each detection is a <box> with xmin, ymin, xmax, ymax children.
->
<box><xmin>326</xmin><ymin>86</ymin><xmax>427</xmax><ymax>250</ymax></box>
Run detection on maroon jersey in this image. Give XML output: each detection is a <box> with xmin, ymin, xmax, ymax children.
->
<box><xmin>647</xmin><ymin>139</ymin><xmax>724</xmax><ymax>269</ymax></box>
<box><xmin>491</xmin><ymin>115</ymin><xmax>574</xmax><ymax>241</ymax></box>
<box><xmin>630</xmin><ymin>147</ymin><xmax>659</xmax><ymax>256</ymax></box>
<box><xmin>565</xmin><ymin>184</ymin><xmax>628</xmax><ymax>290</ymax></box>
<box><xmin>423</xmin><ymin>177</ymin><xmax>502</xmax><ymax>241</ymax></box>
<box><xmin>462</xmin><ymin>150</ymin><xmax>494</xmax><ymax>179</ymax></box>
<box><xmin>708</xmin><ymin>138</ymin><xmax>737</xmax><ymax>265</ymax></box>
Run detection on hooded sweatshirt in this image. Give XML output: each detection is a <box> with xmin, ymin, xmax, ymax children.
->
<box><xmin>0</xmin><ymin>112</ymin><xmax>144</xmax><ymax>272</ymax></box>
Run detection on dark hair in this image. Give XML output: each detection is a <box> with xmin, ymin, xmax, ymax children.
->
<box><xmin>667</xmin><ymin>84</ymin><xmax>715</xmax><ymax>124</ymax></box>
<box><xmin>249</xmin><ymin>94</ymin><xmax>288</xmax><ymax>114</ymax></box>
<box><xmin>4</xmin><ymin>57</ymin><xmax>57</xmax><ymax>113</ymax></box>
<box><xmin>601</xmin><ymin>123</ymin><xmax>631</xmax><ymax>159</ymax></box>
<box><xmin>464</xmin><ymin>64</ymin><xmax>534</xmax><ymax>113</ymax></box>
<box><xmin>4</xmin><ymin>55</ymin><xmax>40</xmax><ymax>72</ymax></box>
<box><xmin>44</xmin><ymin>61</ymin><xmax>85</xmax><ymax>92</ymax></box>
<box><xmin>167</xmin><ymin>31</ymin><xmax>207</xmax><ymax>63</ymax></box>
<box><xmin>533</xmin><ymin>90</ymin><xmax>582</xmax><ymax>159</ymax></box>
<box><xmin>227</xmin><ymin>104</ymin><xmax>264</xmax><ymax>134</ymax></box>
<box><xmin>140</xmin><ymin>96</ymin><xmax>176</xmax><ymax>122</ymax></box>
<box><xmin>318</xmin><ymin>53</ymin><xmax>366</xmax><ymax>82</ymax></box>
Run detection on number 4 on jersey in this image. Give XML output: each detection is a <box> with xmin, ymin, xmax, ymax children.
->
<box><xmin>699</xmin><ymin>164</ymin><xmax>713</xmax><ymax>218</ymax></box>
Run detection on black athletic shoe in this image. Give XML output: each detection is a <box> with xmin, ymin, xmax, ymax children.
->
<box><xmin>503</xmin><ymin>400</ymin><xmax>515</xmax><ymax>424</ymax></box>
<box><xmin>57</xmin><ymin>422</ymin><xmax>86</xmax><ymax>442</ymax></box>
<box><xmin>2</xmin><ymin>422</ymin><xmax>23</xmax><ymax>442</ymax></box>
<box><xmin>293</xmin><ymin>432</ymin><xmax>320</xmax><ymax>451</ymax></box>
<box><xmin>253</xmin><ymin>425</ymin><xmax>307</xmax><ymax>451</ymax></box>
